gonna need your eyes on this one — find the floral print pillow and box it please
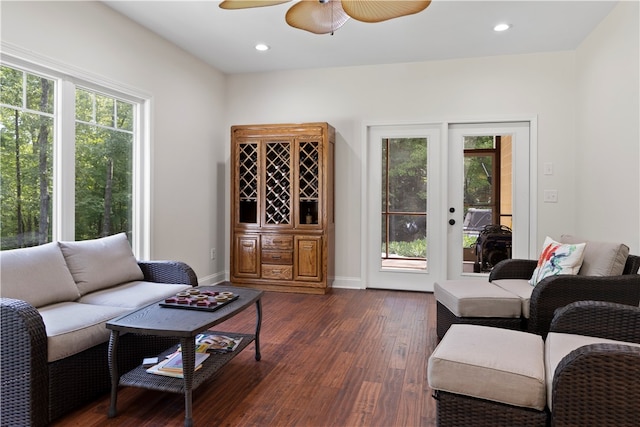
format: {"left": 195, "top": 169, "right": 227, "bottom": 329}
{"left": 529, "top": 236, "right": 587, "bottom": 286}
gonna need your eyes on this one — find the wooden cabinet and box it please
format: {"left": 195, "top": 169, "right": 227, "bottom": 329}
{"left": 230, "top": 123, "right": 335, "bottom": 294}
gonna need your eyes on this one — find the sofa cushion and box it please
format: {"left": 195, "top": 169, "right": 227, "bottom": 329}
{"left": 78, "top": 281, "right": 192, "bottom": 309}
{"left": 529, "top": 236, "right": 586, "bottom": 286}
{"left": 544, "top": 332, "right": 640, "bottom": 410}
{"left": 38, "top": 301, "right": 129, "bottom": 362}
{"left": 428, "top": 324, "right": 546, "bottom": 411}
{"left": 434, "top": 280, "right": 521, "bottom": 318}
{"left": 559, "top": 235, "right": 629, "bottom": 276}
{"left": 0, "top": 242, "right": 80, "bottom": 308}
{"left": 491, "top": 279, "right": 534, "bottom": 318}
{"left": 58, "top": 233, "right": 144, "bottom": 295}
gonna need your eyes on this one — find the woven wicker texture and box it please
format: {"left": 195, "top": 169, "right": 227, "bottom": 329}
{"left": 552, "top": 343, "right": 640, "bottom": 426}
{"left": 434, "top": 391, "right": 548, "bottom": 427}
{"left": 138, "top": 260, "right": 198, "bottom": 285}
{"left": 1, "top": 298, "right": 49, "bottom": 427}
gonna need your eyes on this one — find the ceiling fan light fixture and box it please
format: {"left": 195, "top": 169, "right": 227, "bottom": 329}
{"left": 285, "top": 0, "right": 350, "bottom": 35}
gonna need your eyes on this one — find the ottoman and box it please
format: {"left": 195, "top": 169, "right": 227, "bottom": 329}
{"left": 434, "top": 280, "right": 523, "bottom": 338}
{"left": 427, "top": 324, "right": 548, "bottom": 426}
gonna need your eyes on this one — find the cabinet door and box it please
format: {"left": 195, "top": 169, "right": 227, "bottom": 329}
{"left": 294, "top": 236, "right": 322, "bottom": 281}
{"left": 296, "top": 138, "right": 321, "bottom": 227}
{"left": 234, "top": 234, "right": 260, "bottom": 278}
{"left": 263, "top": 140, "right": 293, "bottom": 227}
{"left": 235, "top": 140, "right": 260, "bottom": 226}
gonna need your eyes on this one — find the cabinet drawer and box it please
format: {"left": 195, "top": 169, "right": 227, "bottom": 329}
{"left": 261, "top": 250, "right": 293, "bottom": 265}
{"left": 262, "top": 235, "right": 293, "bottom": 250}
{"left": 261, "top": 264, "right": 293, "bottom": 280}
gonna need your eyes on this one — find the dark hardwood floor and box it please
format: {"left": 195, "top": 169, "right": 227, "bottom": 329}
{"left": 52, "top": 288, "right": 438, "bottom": 426}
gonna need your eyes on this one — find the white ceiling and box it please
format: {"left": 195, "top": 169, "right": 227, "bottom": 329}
{"left": 103, "top": 1, "right": 618, "bottom": 75}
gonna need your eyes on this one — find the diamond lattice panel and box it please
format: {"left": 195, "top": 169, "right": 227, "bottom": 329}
{"left": 239, "top": 143, "right": 258, "bottom": 200}
{"left": 265, "top": 142, "right": 291, "bottom": 224}
{"left": 299, "top": 141, "right": 319, "bottom": 200}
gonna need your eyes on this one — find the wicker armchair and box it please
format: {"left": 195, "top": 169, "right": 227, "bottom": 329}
{"left": 489, "top": 254, "right": 640, "bottom": 336}
{"left": 0, "top": 260, "right": 198, "bottom": 427}
{"left": 548, "top": 301, "right": 640, "bottom": 426}
{"left": 429, "top": 301, "right": 640, "bottom": 426}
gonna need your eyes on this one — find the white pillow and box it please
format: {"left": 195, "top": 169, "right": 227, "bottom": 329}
{"left": 58, "top": 233, "right": 144, "bottom": 295}
{"left": 0, "top": 242, "right": 80, "bottom": 307}
{"left": 529, "top": 237, "right": 586, "bottom": 286}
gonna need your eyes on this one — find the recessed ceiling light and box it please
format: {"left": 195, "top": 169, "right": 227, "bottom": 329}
{"left": 255, "top": 43, "right": 270, "bottom": 51}
{"left": 494, "top": 23, "right": 511, "bottom": 32}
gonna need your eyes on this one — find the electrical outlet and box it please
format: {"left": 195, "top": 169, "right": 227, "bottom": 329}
{"left": 543, "top": 190, "right": 558, "bottom": 203}
{"left": 210, "top": 248, "right": 216, "bottom": 260}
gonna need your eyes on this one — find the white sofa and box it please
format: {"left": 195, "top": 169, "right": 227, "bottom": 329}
{"left": 0, "top": 233, "right": 198, "bottom": 426}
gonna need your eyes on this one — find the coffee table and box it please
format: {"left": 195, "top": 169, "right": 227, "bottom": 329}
{"left": 105, "top": 285, "right": 263, "bottom": 427}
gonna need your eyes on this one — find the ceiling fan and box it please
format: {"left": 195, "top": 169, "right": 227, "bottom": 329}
{"left": 219, "top": 0, "right": 432, "bottom": 35}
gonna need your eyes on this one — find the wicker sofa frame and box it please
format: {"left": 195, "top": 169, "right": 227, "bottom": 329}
{"left": 1, "top": 260, "right": 198, "bottom": 427}
{"left": 436, "top": 254, "right": 640, "bottom": 339}
{"left": 433, "top": 300, "right": 640, "bottom": 426}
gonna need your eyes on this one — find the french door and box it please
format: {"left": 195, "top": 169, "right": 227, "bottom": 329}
{"left": 365, "top": 121, "right": 533, "bottom": 291}
{"left": 447, "top": 122, "right": 531, "bottom": 280}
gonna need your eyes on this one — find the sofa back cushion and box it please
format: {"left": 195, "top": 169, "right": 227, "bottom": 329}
{"left": 560, "top": 235, "right": 629, "bottom": 276}
{"left": 58, "top": 233, "right": 144, "bottom": 295}
{"left": 0, "top": 242, "right": 80, "bottom": 307}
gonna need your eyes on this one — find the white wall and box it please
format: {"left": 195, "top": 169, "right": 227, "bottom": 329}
{"left": 1, "top": 1, "right": 228, "bottom": 281}
{"left": 3, "top": 1, "right": 637, "bottom": 287}
{"left": 226, "top": 52, "right": 579, "bottom": 286}
{"left": 575, "top": 1, "right": 640, "bottom": 254}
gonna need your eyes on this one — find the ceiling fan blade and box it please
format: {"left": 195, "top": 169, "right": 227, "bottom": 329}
{"left": 341, "top": 0, "right": 431, "bottom": 23}
{"left": 285, "top": 0, "right": 350, "bottom": 35}
{"left": 219, "top": 0, "right": 292, "bottom": 10}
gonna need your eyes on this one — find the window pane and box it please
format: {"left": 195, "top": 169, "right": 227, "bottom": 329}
{"left": 0, "top": 107, "right": 54, "bottom": 249}
{"left": 76, "top": 89, "right": 93, "bottom": 122}
{"left": 116, "top": 101, "right": 134, "bottom": 131}
{"left": 384, "top": 214, "right": 427, "bottom": 258}
{"left": 464, "top": 135, "right": 494, "bottom": 149}
{"left": 1, "top": 66, "right": 23, "bottom": 107}
{"left": 75, "top": 121, "right": 133, "bottom": 240}
{"left": 464, "top": 154, "right": 493, "bottom": 206}
{"left": 26, "top": 74, "right": 54, "bottom": 114}
{"left": 96, "top": 93, "right": 114, "bottom": 127}
{"left": 386, "top": 138, "right": 427, "bottom": 213}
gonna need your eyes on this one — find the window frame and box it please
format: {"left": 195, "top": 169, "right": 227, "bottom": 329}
{"left": 1, "top": 49, "right": 151, "bottom": 258}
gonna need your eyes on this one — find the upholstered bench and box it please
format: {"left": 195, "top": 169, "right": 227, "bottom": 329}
{"left": 434, "top": 280, "right": 522, "bottom": 338}
{"left": 428, "top": 324, "right": 547, "bottom": 426}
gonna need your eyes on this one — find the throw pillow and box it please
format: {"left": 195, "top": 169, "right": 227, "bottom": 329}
{"left": 58, "top": 233, "right": 144, "bottom": 295}
{"left": 559, "top": 235, "right": 629, "bottom": 276}
{"left": 529, "top": 237, "right": 586, "bottom": 286}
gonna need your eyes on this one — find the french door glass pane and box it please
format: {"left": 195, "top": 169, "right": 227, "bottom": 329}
{"left": 381, "top": 137, "right": 427, "bottom": 270}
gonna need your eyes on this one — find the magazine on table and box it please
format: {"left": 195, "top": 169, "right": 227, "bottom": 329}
{"left": 191, "top": 333, "right": 243, "bottom": 354}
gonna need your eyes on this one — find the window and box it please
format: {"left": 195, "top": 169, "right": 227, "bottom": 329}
{"left": 0, "top": 61, "right": 148, "bottom": 253}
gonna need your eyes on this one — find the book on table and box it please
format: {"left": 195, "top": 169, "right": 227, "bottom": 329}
{"left": 146, "top": 351, "right": 210, "bottom": 378}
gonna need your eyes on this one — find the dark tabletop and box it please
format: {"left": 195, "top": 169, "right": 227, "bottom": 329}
{"left": 106, "top": 285, "right": 263, "bottom": 338}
